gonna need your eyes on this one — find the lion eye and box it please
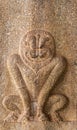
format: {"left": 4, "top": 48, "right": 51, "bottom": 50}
{"left": 29, "top": 36, "right": 36, "bottom": 49}
{"left": 40, "top": 37, "right": 49, "bottom": 48}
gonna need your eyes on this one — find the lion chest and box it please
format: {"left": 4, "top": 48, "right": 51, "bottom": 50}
{"left": 20, "top": 64, "right": 52, "bottom": 99}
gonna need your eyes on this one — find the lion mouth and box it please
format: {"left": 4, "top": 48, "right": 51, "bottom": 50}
{"left": 30, "top": 51, "right": 47, "bottom": 58}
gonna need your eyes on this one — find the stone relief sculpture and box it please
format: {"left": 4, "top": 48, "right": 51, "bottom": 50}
{"left": 2, "top": 30, "right": 68, "bottom": 123}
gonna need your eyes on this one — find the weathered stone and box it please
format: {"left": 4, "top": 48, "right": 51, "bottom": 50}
{"left": 0, "top": 0, "right": 77, "bottom": 130}
{"left": 0, "top": 122, "right": 77, "bottom": 130}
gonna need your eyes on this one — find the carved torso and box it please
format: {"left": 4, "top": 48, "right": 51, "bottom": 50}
{"left": 18, "top": 56, "right": 57, "bottom": 101}
{"left": 17, "top": 30, "right": 56, "bottom": 100}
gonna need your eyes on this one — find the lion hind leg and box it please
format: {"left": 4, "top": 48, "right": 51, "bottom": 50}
{"left": 2, "top": 95, "right": 21, "bottom": 122}
{"left": 46, "top": 94, "right": 68, "bottom": 122}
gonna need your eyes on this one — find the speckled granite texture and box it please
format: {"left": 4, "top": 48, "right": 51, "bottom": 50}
{"left": 0, "top": 0, "right": 77, "bottom": 130}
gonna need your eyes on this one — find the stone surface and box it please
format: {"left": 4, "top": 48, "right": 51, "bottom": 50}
{"left": 0, "top": 122, "right": 77, "bottom": 130}
{"left": 0, "top": 0, "right": 77, "bottom": 130}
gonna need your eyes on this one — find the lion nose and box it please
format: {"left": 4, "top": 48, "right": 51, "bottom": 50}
{"left": 30, "top": 50, "right": 38, "bottom": 58}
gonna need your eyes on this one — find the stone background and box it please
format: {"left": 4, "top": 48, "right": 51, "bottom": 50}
{"left": 0, "top": 0, "right": 77, "bottom": 129}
